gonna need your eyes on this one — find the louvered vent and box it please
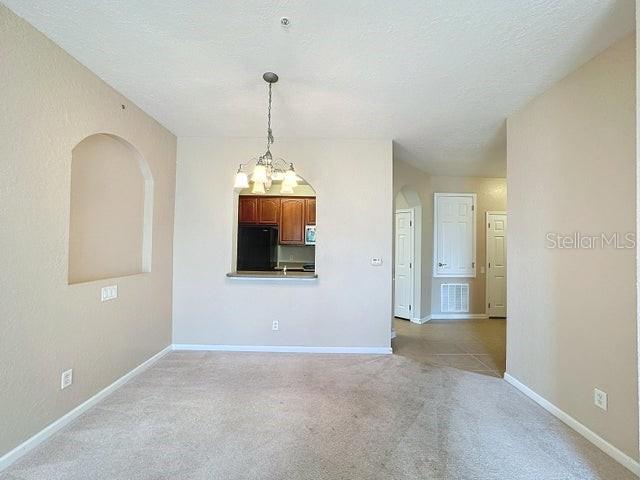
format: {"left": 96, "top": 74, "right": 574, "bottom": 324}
{"left": 441, "top": 284, "right": 469, "bottom": 313}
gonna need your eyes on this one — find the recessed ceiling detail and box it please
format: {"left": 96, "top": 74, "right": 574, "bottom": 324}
{"left": 4, "top": 0, "right": 634, "bottom": 177}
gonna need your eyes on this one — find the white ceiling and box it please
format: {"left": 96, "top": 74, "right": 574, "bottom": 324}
{"left": 5, "top": 0, "right": 635, "bottom": 177}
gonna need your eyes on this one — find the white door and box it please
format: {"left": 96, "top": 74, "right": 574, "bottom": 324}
{"left": 394, "top": 210, "right": 414, "bottom": 319}
{"left": 434, "top": 194, "right": 476, "bottom": 277}
{"left": 486, "top": 212, "right": 507, "bottom": 317}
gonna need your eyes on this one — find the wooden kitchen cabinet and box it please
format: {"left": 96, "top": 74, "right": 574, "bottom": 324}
{"left": 239, "top": 196, "right": 280, "bottom": 224}
{"left": 258, "top": 197, "right": 280, "bottom": 224}
{"left": 238, "top": 196, "right": 258, "bottom": 223}
{"left": 305, "top": 198, "right": 316, "bottom": 225}
{"left": 280, "top": 198, "right": 305, "bottom": 245}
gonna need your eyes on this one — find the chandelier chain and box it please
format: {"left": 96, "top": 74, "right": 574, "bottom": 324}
{"left": 266, "top": 82, "right": 274, "bottom": 150}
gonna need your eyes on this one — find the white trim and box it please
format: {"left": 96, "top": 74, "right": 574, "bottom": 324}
{"left": 173, "top": 344, "right": 392, "bottom": 355}
{"left": 0, "top": 345, "right": 173, "bottom": 473}
{"left": 430, "top": 313, "right": 488, "bottom": 320}
{"left": 504, "top": 373, "right": 639, "bottom": 476}
{"left": 433, "top": 193, "right": 477, "bottom": 278}
{"left": 411, "top": 315, "right": 431, "bottom": 324}
{"left": 390, "top": 330, "right": 397, "bottom": 340}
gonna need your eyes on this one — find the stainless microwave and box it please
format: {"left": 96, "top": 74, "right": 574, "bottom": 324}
{"left": 305, "top": 225, "right": 316, "bottom": 245}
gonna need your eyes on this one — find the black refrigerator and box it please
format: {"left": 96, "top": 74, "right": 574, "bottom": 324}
{"left": 237, "top": 225, "right": 278, "bottom": 271}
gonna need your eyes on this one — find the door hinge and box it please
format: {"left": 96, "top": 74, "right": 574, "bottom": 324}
{"left": 488, "top": 223, "right": 491, "bottom": 228}
{"left": 409, "top": 262, "right": 412, "bottom": 268}
{"left": 409, "top": 305, "right": 412, "bottom": 311}
{"left": 472, "top": 205, "right": 475, "bottom": 211}
{"left": 472, "top": 262, "right": 475, "bottom": 268}
{"left": 410, "top": 220, "right": 412, "bottom": 227}
{"left": 488, "top": 302, "right": 491, "bottom": 308}
{"left": 488, "top": 262, "right": 491, "bottom": 268}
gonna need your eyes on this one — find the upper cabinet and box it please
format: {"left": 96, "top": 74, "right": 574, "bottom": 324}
{"left": 305, "top": 198, "right": 316, "bottom": 225}
{"left": 258, "top": 197, "right": 280, "bottom": 224}
{"left": 238, "top": 196, "right": 258, "bottom": 223}
{"left": 239, "top": 196, "right": 280, "bottom": 225}
{"left": 280, "top": 198, "right": 305, "bottom": 245}
{"left": 238, "top": 195, "right": 315, "bottom": 245}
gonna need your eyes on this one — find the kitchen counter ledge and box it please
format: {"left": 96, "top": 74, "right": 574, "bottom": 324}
{"left": 226, "top": 271, "right": 318, "bottom": 280}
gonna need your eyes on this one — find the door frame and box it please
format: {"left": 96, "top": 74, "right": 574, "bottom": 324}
{"left": 485, "top": 210, "right": 507, "bottom": 317}
{"left": 394, "top": 208, "right": 415, "bottom": 320}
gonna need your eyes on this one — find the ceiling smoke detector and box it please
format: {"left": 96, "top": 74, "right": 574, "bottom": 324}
{"left": 280, "top": 17, "right": 290, "bottom": 27}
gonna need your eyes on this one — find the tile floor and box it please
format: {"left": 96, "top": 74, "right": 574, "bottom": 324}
{"left": 391, "top": 316, "right": 506, "bottom": 376}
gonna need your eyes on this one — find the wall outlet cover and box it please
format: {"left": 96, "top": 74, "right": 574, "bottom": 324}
{"left": 272, "top": 321, "right": 279, "bottom": 331}
{"left": 371, "top": 257, "right": 383, "bottom": 266}
{"left": 594, "top": 388, "right": 608, "bottom": 411}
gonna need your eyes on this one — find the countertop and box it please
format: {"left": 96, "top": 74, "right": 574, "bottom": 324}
{"left": 226, "top": 271, "right": 318, "bottom": 280}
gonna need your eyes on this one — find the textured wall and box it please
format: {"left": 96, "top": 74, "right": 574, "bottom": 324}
{"left": 0, "top": 5, "right": 176, "bottom": 457}
{"left": 173, "top": 138, "right": 392, "bottom": 349}
{"left": 507, "top": 35, "right": 638, "bottom": 460}
{"left": 430, "top": 176, "right": 507, "bottom": 315}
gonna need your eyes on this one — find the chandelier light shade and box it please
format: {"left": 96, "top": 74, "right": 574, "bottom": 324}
{"left": 280, "top": 183, "right": 294, "bottom": 194}
{"left": 233, "top": 72, "right": 299, "bottom": 193}
{"left": 233, "top": 170, "right": 249, "bottom": 189}
{"left": 251, "top": 181, "right": 266, "bottom": 194}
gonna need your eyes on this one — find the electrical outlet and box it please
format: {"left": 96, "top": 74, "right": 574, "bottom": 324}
{"left": 594, "top": 388, "right": 608, "bottom": 411}
{"left": 101, "top": 285, "right": 118, "bottom": 302}
{"left": 371, "top": 257, "right": 382, "bottom": 266}
{"left": 272, "top": 321, "right": 279, "bottom": 331}
{"left": 61, "top": 369, "right": 73, "bottom": 390}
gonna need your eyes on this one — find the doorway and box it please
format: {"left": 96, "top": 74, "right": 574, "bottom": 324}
{"left": 486, "top": 211, "right": 507, "bottom": 317}
{"left": 394, "top": 209, "right": 414, "bottom": 319}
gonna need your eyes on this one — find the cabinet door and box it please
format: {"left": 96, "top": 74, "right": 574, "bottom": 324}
{"left": 238, "top": 196, "right": 258, "bottom": 223}
{"left": 258, "top": 197, "right": 280, "bottom": 224}
{"left": 280, "top": 198, "right": 305, "bottom": 245}
{"left": 305, "top": 198, "right": 316, "bottom": 225}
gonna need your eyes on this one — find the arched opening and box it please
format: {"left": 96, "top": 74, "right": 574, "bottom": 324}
{"left": 394, "top": 187, "right": 423, "bottom": 322}
{"left": 231, "top": 176, "right": 317, "bottom": 275}
{"left": 68, "top": 133, "right": 153, "bottom": 284}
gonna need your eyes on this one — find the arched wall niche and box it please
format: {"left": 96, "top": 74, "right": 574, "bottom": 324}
{"left": 68, "top": 133, "right": 154, "bottom": 284}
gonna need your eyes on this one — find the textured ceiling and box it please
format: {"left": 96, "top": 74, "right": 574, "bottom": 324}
{"left": 4, "top": 0, "right": 635, "bottom": 176}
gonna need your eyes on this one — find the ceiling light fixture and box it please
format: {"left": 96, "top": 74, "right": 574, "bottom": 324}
{"left": 234, "top": 72, "right": 298, "bottom": 193}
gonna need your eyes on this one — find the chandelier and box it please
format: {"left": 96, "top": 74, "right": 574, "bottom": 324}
{"left": 234, "top": 72, "right": 299, "bottom": 194}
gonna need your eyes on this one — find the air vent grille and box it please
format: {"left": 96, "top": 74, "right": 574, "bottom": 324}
{"left": 441, "top": 284, "right": 469, "bottom": 313}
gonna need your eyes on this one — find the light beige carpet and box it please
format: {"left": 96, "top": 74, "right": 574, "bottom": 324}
{"left": 0, "top": 351, "right": 634, "bottom": 480}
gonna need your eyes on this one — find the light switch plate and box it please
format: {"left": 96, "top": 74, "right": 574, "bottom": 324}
{"left": 371, "top": 257, "right": 382, "bottom": 266}
{"left": 61, "top": 369, "right": 73, "bottom": 390}
{"left": 101, "top": 285, "right": 118, "bottom": 302}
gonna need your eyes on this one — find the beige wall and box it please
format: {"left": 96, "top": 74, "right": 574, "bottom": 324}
{"left": 507, "top": 35, "right": 638, "bottom": 460}
{"left": 430, "top": 176, "right": 507, "bottom": 315}
{"left": 0, "top": 5, "right": 177, "bottom": 458}
{"left": 393, "top": 159, "right": 433, "bottom": 320}
{"left": 173, "top": 138, "right": 393, "bottom": 348}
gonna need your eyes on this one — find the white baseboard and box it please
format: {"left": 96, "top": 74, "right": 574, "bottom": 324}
{"left": 0, "top": 345, "right": 173, "bottom": 473}
{"left": 430, "top": 313, "right": 488, "bottom": 320}
{"left": 173, "top": 344, "right": 392, "bottom": 355}
{"left": 411, "top": 315, "right": 431, "bottom": 324}
{"left": 504, "top": 373, "right": 639, "bottom": 475}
